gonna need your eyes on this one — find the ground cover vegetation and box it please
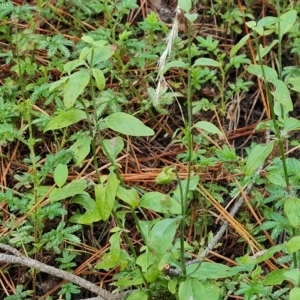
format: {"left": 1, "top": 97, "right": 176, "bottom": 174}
{"left": 1, "top": 0, "right": 300, "bottom": 299}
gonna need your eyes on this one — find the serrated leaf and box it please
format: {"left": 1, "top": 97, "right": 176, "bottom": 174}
{"left": 44, "top": 109, "right": 86, "bottom": 132}
{"left": 194, "top": 121, "right": 224, "bottom": 136}
{"left": 63, "top": 70, "right": 90, "bottom": 108}
{"left": 105, "top": 112, "right": 154, "bottom": 136}
{"left": 193, "top": 58, "right": 221, "bottom": 67}
{"left": 54, "top": 163, "right": 68, "bottom": 188}
{"left": 50, "top": 179, "right": 88, "bottom": 202}
{"left": 245, "top": 141, "right": 274, "bottom": 175}
{"left": 91, "top": 68, "right": 106, "bottom": 90}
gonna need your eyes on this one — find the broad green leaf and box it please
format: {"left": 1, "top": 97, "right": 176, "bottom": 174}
{"left": 266, "top": 171, "right": 286, "bottom": 187}
{"left": 63, "top": 59, "right": 86, "bottom": 75}
{"left": 54, "top": 163, "right": 68, "bottom": 188}
{"left": 286, "top": 77, "right": 300, "bottom": 92}
{"left": 187, "top": 262, "right": 240, "bottom": 279}
{"left": 168, "top": 278, "right": 177, "bottom": 294}
{"left": 286, "top": 236, "right": 300, "bottom": 254}
{"left": 245, "top": 141, "right": 274, "bottom": 175}
{"left": 140, "top": 192, "right": 181, "bottom": 214}
{"left": 105, "top": 112, "right": 154, "bottom": 136}
{"left": 193, "top": 58, "right": 221, "bottom": 68}
{"left": 79, "top": 46, "right": 92, "bottom": 61}
{"left": 136, "top": 249, "right": 154, "bottom": 272}
{"left": 160, "top": 61, "right": 187, "bottom": 76}
{"left": 230, "top": 34, "right": 250, "bottom": 58}
{"left": 49, "top": 76, "right": 68, "bottom": 92}
{"left": 91, "top": 68, "right": 106, "bottom": 90}
{"left": 50, "top": 179, "right": 88, "bottom": 202}
{"left": 279, "top": 10, "right": 297, "bottom": 40}
{"left": 143, "top": 264, "right": 160, "bottom": 283}
{"left": 256, "top": 40, "right": 278, "bottom": 61}
{"left": 114, "top": 269, "right": 145, "bottom": 286}
{"left": 81, "top": 35, "right": 94, "bottom": 44}
{"left": 202, "top": 282, "right": 220, "bottom": 300}
{"left": 155, "top": 166, "right": 175, "bottom": 184}
{"left": 194, "top": 121, "right": 224, "bottom": 136}
{"left": 257, "top": 16, "right": 279, "bottom": 27}
{"left": 70, "top": 136, "right": 91, "bottom": 166}
{"left": 148, "top": 218, "right": 177, "bottom": 260}
{"left": 284, "top": 269, "right": 300, "bottom": 286}
{"left": 246, "top": 21, "right": 256, "bottom": 29}
{"left": 290, "top": 287, "right": 300, "bottom": 300}
{"left": 270, "top": 79, "right": 293, "bottom": 111}
{"left": 283, "top": 117, "right": 300, "bottom": 132}
{"left": 184, "top": 13, "right": 198, "bottom": 23}
{"left": 240, "top": 244, "right": 284, "bottom": 265}
{"left": 96, "top": 232, "right": 121, "bottom": 270}
{"left": 262, "top": 269, "right": 287, "bottom": 285}
{"left": 178, "top": 0, "right": 191, "bottom": 13}
{"left": 247, "top": 64, "right": 278, "bottom": 82}
{"left": 103, "top": 136, "right": 124, "bottom": 161}
{"left": 63, "top": 70, "right": 90, "bottom": 108}
{"left": 179, "top": 278, "right": 204, "bottom": 300}
{"left": 284, "top": 197, "right": 300, "bottom": 227}
{"left": 69, "top": 194, "right": 102, "bottom": 224}
{"left": 89, "top": 46, "right": 115, "bottom": 66}
{"left": 126, "top": 290, "right": 148, "bottom": 300}
{"left": 44, "top": 109, "right": 86, "bottom": 132}
{"left": 95, "top": 172, "right": 119, "bottom": 220}
{"left": 116, "top": 186, "right": 140, "bottom": 207}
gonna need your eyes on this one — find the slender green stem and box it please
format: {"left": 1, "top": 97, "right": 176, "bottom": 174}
{"left": 85, "top": 47, "right": 152, "bottom": 296}
{"left": 253, "top": 33, "right": 289, "bottom": 189}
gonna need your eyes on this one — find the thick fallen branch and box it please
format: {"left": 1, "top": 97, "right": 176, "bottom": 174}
{"left": 0, "top": 243, "right": 119, "bottom": 300}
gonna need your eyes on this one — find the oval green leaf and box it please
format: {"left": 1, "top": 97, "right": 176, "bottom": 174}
{"left": 193, "top": 58, "right": 221, "bottom": 68}
{"left": 105, "top": 112, "right": 154, "bottom": 136}
{"left": 284, "top": 197, "right": 300, "bottom": 227}
{"left": 245, "top": 141, "right": 274, "bottom": 175}
{"left": 44, "top": 109, "right": 86, "bottom": 132}
{"left": 194, "top": 121, "right": 224, "bottom": 136}
{"left": 63, "top": 70, "right": 90, "bottom": 108}
{"left": 54, "top": 163, "right": 68, "bottom": 188}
